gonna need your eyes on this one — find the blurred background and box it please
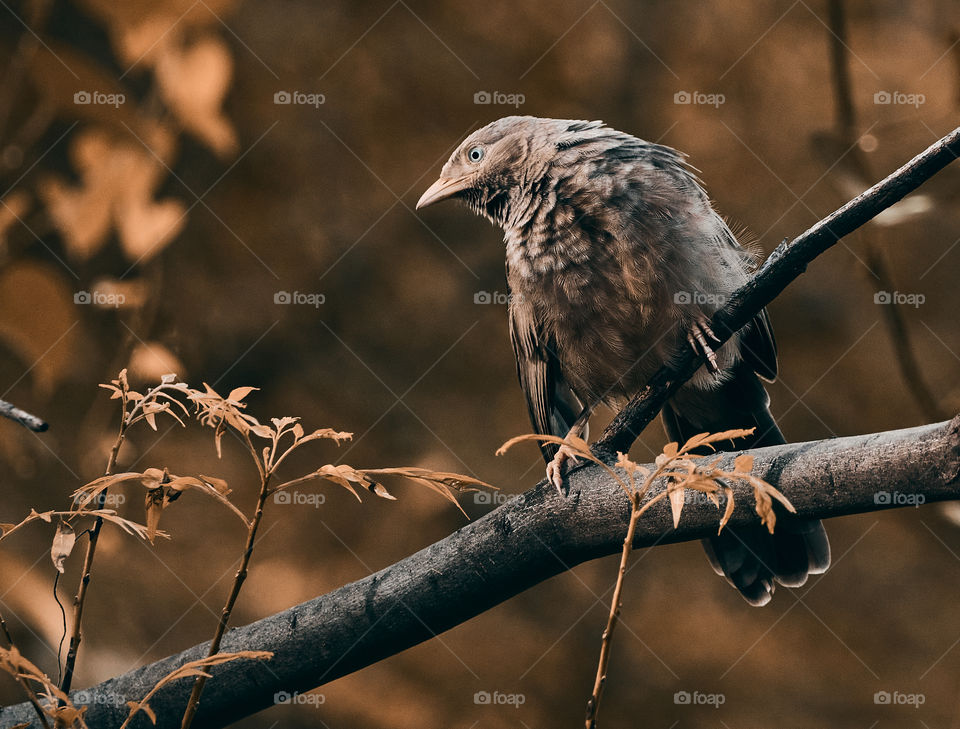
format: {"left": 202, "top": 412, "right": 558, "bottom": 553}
{"left": 0, "top": 0, "right": 959, "bottom": 726}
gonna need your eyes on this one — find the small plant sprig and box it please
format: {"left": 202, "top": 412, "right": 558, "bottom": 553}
{"left": 0, "top": 372, "right": 493, "bottom": 727}
{"left": 178, "top": 383, "right": 490, "bottom": 729}
{"left": 120, "top": 651, "right": 272, "bottom": 729}
{"left": 0, "top": 641, "right": 271, "bottom": 729}
{"left": 0, "top": 371, "right": 194, "bottom": 700}
{"left": 0, "top": 613, "right": 54, "bottom": 729}
{"left": 60, "top": 370, "right": 194, "bottom": 695}
{"left": 497, "top": 428, "right": 794, "bottom": 729}
{"left": 0, "top": 642, "right": 88, "bottom": 729}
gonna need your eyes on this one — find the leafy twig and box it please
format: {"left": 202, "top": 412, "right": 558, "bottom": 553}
{"left": 179, "top": 385, "right": 489, "bottom": 728}
{"left": 61, "top": 371, "right": 190, "bottom": 694}
{"left": 0, "top": 643, "right": 86, "bottom": 729}
{"left": 121, "top": 652, "right": 271, "bottom": 729}
{"left": 500, "top": 429, "right": 795, "bottom": 729}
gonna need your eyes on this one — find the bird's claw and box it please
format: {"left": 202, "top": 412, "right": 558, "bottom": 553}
{"left": 546, "top": 444, "right": 580, "bottom": 494}
{"left": 687, "top": 317, "right": 721, "bottom": 375}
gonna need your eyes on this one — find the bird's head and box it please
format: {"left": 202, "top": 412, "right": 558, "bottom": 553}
{"left": 417, "top": 116, "right": 608, "bottom": 228}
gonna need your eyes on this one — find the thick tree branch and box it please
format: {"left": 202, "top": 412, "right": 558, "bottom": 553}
{"left": 1, "top": 417, "right": 958, "bottom": 728}
{"left": 594, "top": 125, "right": 960, "bottom": 458}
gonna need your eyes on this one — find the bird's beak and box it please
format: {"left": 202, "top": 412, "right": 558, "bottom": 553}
{"left": 416, "top": 175, "right": 471, "bottom": 210}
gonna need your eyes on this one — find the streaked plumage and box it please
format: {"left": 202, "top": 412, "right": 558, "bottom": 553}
{"left": 418, "top": 116, "right": 830, "bottom": 606}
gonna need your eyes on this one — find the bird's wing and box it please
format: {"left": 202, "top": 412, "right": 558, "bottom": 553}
{"left": 508, "top": 293, "right": 583, "bottom": 463}
{"left": 711, "top": 220, "right": 779, "bottom": 381}
{"left": 637, "top": 141, "right": 779, "bottom": 381}
{"left": 742, "top": 305, "right": 778, "bottom": 381}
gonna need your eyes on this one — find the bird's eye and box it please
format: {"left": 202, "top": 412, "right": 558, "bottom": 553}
{"left": 467, "top": 146, "right": 484, "bottom": 163}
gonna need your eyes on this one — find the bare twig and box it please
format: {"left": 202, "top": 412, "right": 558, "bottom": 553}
{"left": 825, "top": 0, "right": 944, "bottom": 422}
{"left": 179, "top": 434, "right": 272, "bottom": 729}
{"left": 595, "top": 125, "right": 960, "bottom": 458}
{"left": 59, "top": 412, "right": 125, "bottom": 694}
{"left": 584, "top": 489, "right": 643, "bottom": 729}
{"left": 0, "top": 398, "right": 47, "bottom": 432}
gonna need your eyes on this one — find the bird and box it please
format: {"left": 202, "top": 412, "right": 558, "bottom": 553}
{"left": 416, "top": 116, "right": 830, "bottom": 606}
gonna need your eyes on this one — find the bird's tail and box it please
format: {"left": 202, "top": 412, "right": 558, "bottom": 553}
{"left": 662, "top": 363, "right": 830, "bottom": 606}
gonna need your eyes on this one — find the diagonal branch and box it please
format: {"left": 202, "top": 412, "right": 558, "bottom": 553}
{"left": 0, "top": 417, "right": 958, "bottom": 729}
{"left": 594, "top": 125, "right": 960, "bottom": 458}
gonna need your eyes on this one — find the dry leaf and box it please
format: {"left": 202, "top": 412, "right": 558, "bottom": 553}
{"left": 39, "top": 126, "right": 184, "bottom": 263}
{"left": 154, "top": 36, "right": 237, "bottom": 157}
{"left": 0, "top": 262, "right": 78, "bottom": 396}
{"left": 74, "top": 0, "right": 238, "bottom": 67}
{"left": 668, "top": 485, "right": 685, "bottom": 528}
{"left": 719, "top": 488, "right": 736, "bottom": 533}
{"left": 51, "top": 520, "right": 76, "bottom": 573}
{"left": 144, "top": 488, "right": 165, "bottom": 543}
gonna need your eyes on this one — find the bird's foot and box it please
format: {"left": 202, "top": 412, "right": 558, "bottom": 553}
{"left": 687, "top": 317, "right": 721, "bottom": 374}
{"left": 546, "top": 444, "right": 580, "bottom": 494}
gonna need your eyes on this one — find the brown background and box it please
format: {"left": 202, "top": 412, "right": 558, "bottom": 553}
{"left": 1, "top": 0, "right": 959, "bottom": 726}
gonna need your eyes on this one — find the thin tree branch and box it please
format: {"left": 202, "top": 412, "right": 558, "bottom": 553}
{"left": 0, "top": 398, "right": 47, "bottom": 432}
{"left": 0, "top": 417, "right": 957, "bottom": 729}
{"left": 825, "top": 0, "right": 945, "bottom": 422}
{"left": 594, "top": 125, "right": 960, "bottom": 459}
{"left": 60, "top": 398, "right": 128, "bottom": 694}
{"left": 179, "top": 463, "right": 272, "bottom": 729}
{"left": 585, "top": 489, "right": 641, "bottom": 729}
